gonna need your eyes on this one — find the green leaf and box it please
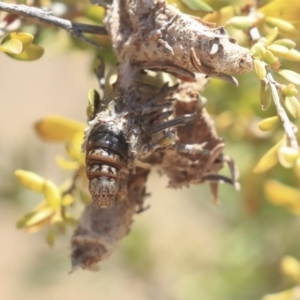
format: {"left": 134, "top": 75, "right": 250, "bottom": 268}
{"left": 18, "top": 207, "right": 54, "bottom": 228}
{"left": 61, "top": 194, "right": 74, "bottom": 207}
{"left": 7, "top": 43, "right": 44, "bottom": 61}
{"left": 265, "top": 17, "right": 298, "bottom": 35}
{"left": 65, "top": 130, "right": 85, "bottom": 161}
{"left": 284, "top": 96, "right": 300, "bottom": 119}
{"left": 16, "top": 211, "right": 38, "bottom": 229}
{"left": 282, "top": 84, "right": 298, "bottom": 97}
{"left": 84, "top": 4, "right": 105, "bottom": 24}
{"left": 258, "top": 116, "right": 279, "bottom": 131}
{"left": 264, "top": 179, "right": 300, "bottom": 214}
{"left": 259, "top": 0, "right": 300, "bottom": 24}
{"left": 253, "top": 140, "right": 282, "bottom": 173}
{"left": 2, "top": 32, "right": 33, "bottom": 49}
{"left": 273, "top": 39, "right": 296, "bottom": 49}
{"left": 253, "top": 59, "right": 267, "bottom": 80}
{"left": 35, "top": 115, "right": 85, "bottom": 142}
{"left": 43, "top": 181, "right": 61, "bottom": 209}
{"left": 14, "top": 170, "right": 45, "bottom": 193}
{"left": 64, "top": 213, "right": 77, "bottom": 227}
{"left": 260, "top": 81, "right": 272, "bottom": 110}
{"left": 87, "top": 89, "right": 100, "bottom": 121}
{"left": 278, "top": 69, "right": 300, "bottom": 85}
{"left": 268, "top": 44, "right": 289, "bottom": 57}
{"left": 46, "top": 227, "right": 56, "bottom": 247}
{"left": 228, "top": 16, "right": 258, "bottom": 30}
{"left": 56, "top": 155, "right": 79, "bottom": 170}
{"left": 262, "top": 50, "right": 279, "bottom": 66}
{"left": 52, "top": 213, "right": 66, "bottom": 234}
{"left": 266, "top": 27, "right": 279, "bottom": 44}
{"left": 277, "top": 146, "right": 299, "bottom": 168}
{"left": 181, "top": 0, "right": 213, "bottom": 12}
{"left": 0, "top": 39, "right": 22, "bottom": 54}
{"left": 268, "top": 45, "right": 300, "bottom": 61}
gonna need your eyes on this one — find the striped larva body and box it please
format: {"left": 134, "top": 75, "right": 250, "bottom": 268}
{"left": 85, "top": 122, "right": 129, "bottom": 208}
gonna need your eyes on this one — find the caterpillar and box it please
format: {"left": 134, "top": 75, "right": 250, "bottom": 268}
{"left": 85, "top": 122, "right": 129, "bottom": 208}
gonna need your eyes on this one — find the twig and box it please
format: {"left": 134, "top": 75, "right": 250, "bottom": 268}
{"left": 247, "top": 9, "right": 299, "bottom": 151}
{"left": 0, "top": 2, "right": 107, "bottom": 47}
{"left": 267, "top": 72, "right": 299, "bottom": 150}
{"left": 61, "top": 170, "right": 81, "bottom": 197}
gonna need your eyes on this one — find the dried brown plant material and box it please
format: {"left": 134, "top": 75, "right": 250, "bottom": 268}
{"left": 71, "top": 167, "right": 150, "bottom": 271}
{"left": 161, "top": 90, "right": 224, "bottom": 186}
{"left": 159, "top": 76, "right": 239, "bottom": 202}
{"left": 105, "top": 0, "right": 253, "bottom": 82}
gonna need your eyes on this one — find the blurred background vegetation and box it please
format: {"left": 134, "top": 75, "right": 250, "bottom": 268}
{"left": 1, "top": 0, "right": 300, "bottom": 299}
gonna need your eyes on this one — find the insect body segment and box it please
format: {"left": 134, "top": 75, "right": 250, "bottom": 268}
{"left": 85, "top": 122, "right": 129, "bottom": 208}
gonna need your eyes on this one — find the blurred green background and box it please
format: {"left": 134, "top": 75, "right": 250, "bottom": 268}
{"left": 1, "top": 1, "right": 300, "bottom": 300}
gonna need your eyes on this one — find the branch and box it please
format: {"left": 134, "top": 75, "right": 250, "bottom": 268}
{"left": 0, "top": 2, "right": 107, "bottom": 47}
{"left": 106, "top": 0, "right": 253, "bottom": 85}
{"left": 247, "top": 9, "right": 299, "bottom": 151}
{"left": 267, "top": 73, "right": 299, "bottom": 150}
